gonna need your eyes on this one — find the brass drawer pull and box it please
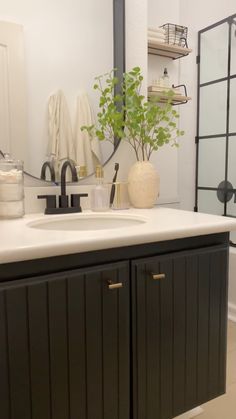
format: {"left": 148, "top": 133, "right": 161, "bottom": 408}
{"left": 108, "top": 281, "right": 123, "bottom": 290}
{"left": 151, "top": 273, "right": 166, "bottom": 280}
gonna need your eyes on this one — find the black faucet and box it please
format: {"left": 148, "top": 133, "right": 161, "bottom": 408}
{"left": 40, "top": 161, "right": 56, "bottom": 183}
{"left": 59, "top": 160, "right": 78, "bottom": 208}
{"left": 38, "top": 159, "right": 88, "bottom": 214}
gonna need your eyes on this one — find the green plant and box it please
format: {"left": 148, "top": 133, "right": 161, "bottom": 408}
{"left": 82, "top": 67, "right": 184, "bottom": 161}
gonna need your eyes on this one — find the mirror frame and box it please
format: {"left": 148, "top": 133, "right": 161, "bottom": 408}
{"left": 2, "top": 0, "right": 125, "bottom": 184}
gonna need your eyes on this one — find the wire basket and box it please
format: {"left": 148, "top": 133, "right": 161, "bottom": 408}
{"left": 161, "top": 23, "right": 188, "bottom": 48}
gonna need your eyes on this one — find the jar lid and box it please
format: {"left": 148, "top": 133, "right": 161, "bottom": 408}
{"left": 77, "top": 165, "right": 87, "bottom": 178}
{"left": 0, "top": 154, "right": 23, "bottom": 173}
{"left": 0, "top": 153, "right": 23, "bottom": 165}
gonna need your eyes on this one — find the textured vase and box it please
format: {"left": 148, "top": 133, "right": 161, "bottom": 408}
{"left": 128, "top": 161, "right": 160, "bottom": 208}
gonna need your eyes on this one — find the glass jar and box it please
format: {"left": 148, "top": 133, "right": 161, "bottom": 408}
{"left": 0, "top": 157, "right": 24, "bottom": 218}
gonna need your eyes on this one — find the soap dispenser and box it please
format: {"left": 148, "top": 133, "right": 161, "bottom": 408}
{"left": 160, "top": 68, "right": 170, "bottom": 88}
{"left": 91, "top": 165, "right": 110, "bottom": 212}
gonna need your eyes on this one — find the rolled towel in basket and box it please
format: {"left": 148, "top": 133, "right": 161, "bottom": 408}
{"left": 148, "top": 26, "right": 165, "bottom": 34}
{"left": 148, "top": 37, "right": 165, "bottom": 44}
{"left": 148, "top": 30, "right": 165, "bottom": 39}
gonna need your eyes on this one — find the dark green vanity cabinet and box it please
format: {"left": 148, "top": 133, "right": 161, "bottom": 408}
{"left": 0, "top": 262, "right": 130, "bottom": 419}
{"left": 132, "top": 245, "right": 228, "bottom": 419}
{"left": 0, "top": 233, "right": 229, "bottom": 419}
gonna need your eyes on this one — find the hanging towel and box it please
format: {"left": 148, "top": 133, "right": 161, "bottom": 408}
{"left": 47, "top": 90, "right": 75, "bottom": 175}
{"left": 74, "top": 91, "right": 102, "bottom": 174}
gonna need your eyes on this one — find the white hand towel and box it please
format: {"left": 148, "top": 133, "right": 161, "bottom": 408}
{"left": 75, "top": 91, "right": 102, "bottom": 174}
{"left": 47, "top": 90, "right": 75, "bottom": 177}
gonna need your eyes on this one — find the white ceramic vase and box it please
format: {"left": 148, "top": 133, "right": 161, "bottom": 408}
{"left": 128, "top": 161, "right": 160, "bottom": 208}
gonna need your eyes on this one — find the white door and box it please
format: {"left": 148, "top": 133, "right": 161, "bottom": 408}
{"left": 0, "top": 21, "right": 28, "bottom": 165}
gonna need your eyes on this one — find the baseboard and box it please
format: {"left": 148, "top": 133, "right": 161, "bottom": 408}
{"left": 228, "top": 302, "right": 236, "bottom": 323}
{"left": 174, "top": 406, "right": 204, "bottom": 419}
{"left": 188, "top": 407, "right": 204, "bottom": 418}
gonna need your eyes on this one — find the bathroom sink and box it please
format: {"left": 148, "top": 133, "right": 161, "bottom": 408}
{"left": 27, "top": 213, "right": 147, "bottom": 231}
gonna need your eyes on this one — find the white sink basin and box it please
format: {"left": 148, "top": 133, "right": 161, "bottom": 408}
{"left": 28, "top": 213, "right": 147, "bottom": 231}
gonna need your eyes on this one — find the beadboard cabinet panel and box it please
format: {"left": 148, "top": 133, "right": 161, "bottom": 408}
{"left": 132, "top": 244, "right": 228, "bottom": 419}
{"left": 0, "top": 261, "right": 130, "bottom": 419}
{"left": 0, "top": 235, "right": 229, "bottom": 419}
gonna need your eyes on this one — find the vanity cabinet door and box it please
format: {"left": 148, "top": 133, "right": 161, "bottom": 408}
{"left": 132, "top": 245, "right": 228, "bottom": 419}
{"left": 0, "top": 261, "right": 130, "bottom": 419}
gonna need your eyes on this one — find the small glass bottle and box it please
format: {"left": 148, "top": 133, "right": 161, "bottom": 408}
{"left": 91, "top": 166, "right": 110, "bottom": 212}
{"left": 0, "top": 155, "right": 24, "bottom": 218}
{"left": 160, "top": 68, "right": 170, "bottom": 88}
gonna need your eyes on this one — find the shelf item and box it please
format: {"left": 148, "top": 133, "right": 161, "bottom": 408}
{"left": 161, "top": 23, "right": 188, "bottom": 48}
{"left": 148, "top": 91, "right": 191, "bottom": 105}
{"left": 148, "top": 38, "right": 192, "bottom": 59}
{"left": 148, "top": 84, "right": 191, "bottom": 106}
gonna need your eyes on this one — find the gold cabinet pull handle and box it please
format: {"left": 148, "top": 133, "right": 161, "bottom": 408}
{"left": 108, "top": 281, "right": 123, "bottom": 290}
{"left": 151, "top": 273, "right": 166, "bottom": 280}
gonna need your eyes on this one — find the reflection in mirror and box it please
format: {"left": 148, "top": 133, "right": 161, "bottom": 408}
{"left": 0, "top": 0, "right": 122, "bottom": 181}
{"left": 200, "top": 23, "right": 228, "bottom": 84}
{"left": 199, "top": 81, "right": 227, "bottom": 136}
{"left": 198, "top": 137, "right": 226, "bottom": 188}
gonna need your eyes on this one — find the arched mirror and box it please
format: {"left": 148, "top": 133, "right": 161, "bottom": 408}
{"left": 0, "top": 0, "right": 125, "bottom": 182}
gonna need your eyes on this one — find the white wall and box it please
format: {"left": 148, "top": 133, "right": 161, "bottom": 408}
{"left": 146, "top": 0, "right": 236, "bottom": 209}
{"left": 0, "top": 0, "right": 113, "bottom": 177}
{"left": 178, "top": 0, "right": 236, "bottom": 210}
{"left": 96, "top": 0, "right": 148, "bottom": 186}
{"left": 147, "top": 0, "right": 181, "bottom": 204}
{"left": 5, "top": 0, "right": 235, "bottom": 209}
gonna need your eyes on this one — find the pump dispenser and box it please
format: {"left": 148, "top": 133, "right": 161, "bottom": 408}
{"left": 90, "top": 165, "right": 110, "bottom": 212}
{"left": 160, "top": 68, "right": 170, "bottom": 88}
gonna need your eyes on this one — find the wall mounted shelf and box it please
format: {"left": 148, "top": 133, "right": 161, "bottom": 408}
{"left": 148, "top": 91, "right": 191, "bottom": 105}
{"left": 148, "top": 39, "right": 192, "bottom": 60}
{"left": 148, "top": 85, "right": 191, "bottom": 106}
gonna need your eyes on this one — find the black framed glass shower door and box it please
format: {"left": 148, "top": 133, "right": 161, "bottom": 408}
{"left": 195, "top": 13, "right": 236, "bottom": 221}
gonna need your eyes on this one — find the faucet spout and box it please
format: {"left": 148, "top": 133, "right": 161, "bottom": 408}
{"left": 60, "top": 160, "right": 78, "bottom": 197}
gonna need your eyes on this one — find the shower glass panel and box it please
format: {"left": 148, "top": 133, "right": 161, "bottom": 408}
{"left": 228, "top": 136, "right": 236, "bottom": 186}
{"left": 200, "top": 23, "right": 228, "bottom": 84}
{"left": 198, "top": 137, "right": 226, "bottom": 188}
{"left": 198, "top": 190, "right": 225, "bottom": 215}
{"left": 231, "top": 20, "right": 236, "bottom": 75}
{"left": 199, "top": 82, "right": 227, "bottom": 136}
{"left": 196, "top": 14, "right": 236, "bottom": 240}
{"left": 226, "top": 198, "right": 236, "bottom": 217}
{"left": 229, "top": 78, "right": 236, "bottom": 132}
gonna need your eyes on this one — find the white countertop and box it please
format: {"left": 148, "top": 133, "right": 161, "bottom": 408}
{"left": 1, "top": 207, "right": 236, "bottom": 264}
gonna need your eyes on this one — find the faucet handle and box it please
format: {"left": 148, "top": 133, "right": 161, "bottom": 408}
{"left": 71, "top": 193, "right": 88, "bottom": 211}
{"left": 37, "top": 195, "right": 57, "bottom": 214}
{"left": 59, "top": 195, "right": 69, "bottom": 208}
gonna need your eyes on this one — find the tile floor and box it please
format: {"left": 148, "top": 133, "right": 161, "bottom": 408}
{"left": 198, "top": 320, "right": 236, "bottom": 419}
